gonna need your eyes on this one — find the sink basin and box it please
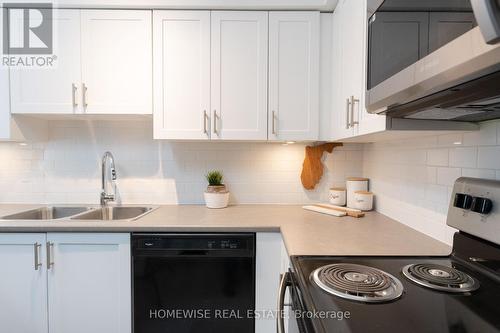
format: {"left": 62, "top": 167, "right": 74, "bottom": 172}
{"left": 71, "top": 206, "right": 155, "bottom": 221}
{"left": 1, "top": 207, "right": 93, "bottom": 220}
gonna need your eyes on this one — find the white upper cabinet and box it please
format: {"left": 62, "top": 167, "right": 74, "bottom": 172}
{"left": 1, "top": 8, "right": 11, "bottom": 139}
{"left": 153, "top": 11, "right": 211, "bottom": 140}
{"left": 331, "top": 0, "right": 385, "bottom": 140}
{"left": 268, "top": 12, "right": 319, "bottom": 141}
{"left": 0, "top": 234, "right": 48, "bottom": 333}
{"left": 47, "top": 233, "right": 131, "bottom": 333}
{"left": 331, "top": 3, "right": 354, "bottom": 140}
{"left": 81, "top": 10, "right": 152, "bottom": 115}
{"left": 211, "top": 11, "right": 268, "bottom": 140}
{"left": 9, "top": 9, "right": 152, "bottom": 115}
{"left": 10, "top": 10, "right": 82, "bottom": 114}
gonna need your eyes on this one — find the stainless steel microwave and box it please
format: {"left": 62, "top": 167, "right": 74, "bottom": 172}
{"left": 366, "top": 0, "right": 500, "bottom": 122}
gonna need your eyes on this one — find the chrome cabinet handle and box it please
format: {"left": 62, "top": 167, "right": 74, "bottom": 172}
{"left": 72, "top": 83, "right": 78, "bottom": 107}
{"left": 345, "top": 98, "right": 351, "bottom": 129}
{"left": 46, "top": 242, "right": 54, "bottom": 269}
{"left": 203, "top": 110, "right": 209, "bottom": 135}
{"left": 34, "top": 243, "right": 42, "bottom": 271}
{"left": 82, "top": 83, "right": 88, "bottom": 108}
{"left": 350, "top": 95, "right": 359, "bottom": 127}
{"left": 277, "top": 272, "right": 291, "bottom": 333}
{"left": 272, "top": 111, "right": 277, "bottom": 135}
{"left": 213, "top": 110, "right": 219, "bottom": 136}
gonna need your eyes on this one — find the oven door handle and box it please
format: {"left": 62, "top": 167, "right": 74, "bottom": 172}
{"left": 277, "top": 272, "right": 292, "bottom": 333}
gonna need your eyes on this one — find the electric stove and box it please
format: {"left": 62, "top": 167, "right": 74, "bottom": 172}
{"left": 282, "top": 177, "right": 500, "bottom": 333}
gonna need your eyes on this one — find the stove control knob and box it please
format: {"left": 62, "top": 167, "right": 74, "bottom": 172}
{"left": 470, "top": 197, "right": 493, "bottom": 215}
{"left": 454, "top": 193, "right": 473, "bottom": 209}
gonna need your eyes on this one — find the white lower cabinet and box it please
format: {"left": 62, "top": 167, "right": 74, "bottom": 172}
{"left": 47, "top": 233, "right": 131, "bottom": 333}
{"left": 256, "top": 232, "right": 297, "bottom": 333}
{"left": 0, "top": 233, "right": 131, "bottom": 333}
{"left": 0, "top": 234, "right": 48, "bottom": 333}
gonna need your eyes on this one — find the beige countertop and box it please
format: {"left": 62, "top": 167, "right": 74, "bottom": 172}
{"left": 0, "top": 204, "right": 451, "bottom": 256}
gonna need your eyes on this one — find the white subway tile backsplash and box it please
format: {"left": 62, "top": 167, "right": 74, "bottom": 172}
{"left": 3, "top": 118, "right": 500, "bottom": 245}
{"left": 424, "top": 184, "right": 449, "bottom": 205}
{"left": 461, "top": 168, "right": 496, "bottom": 180}
{"left": 449, "top": 147, "right": 477, "bottom": 168}
{"left": 427, "top": 149, "right": 449, "bottom": 166}
{"left": 437, "top": 133, "right": 463, "bottom": 147}
{"left": 436, "top": 167, "right": 461, "bottom": 186}
{"left": 498, "top": 123, "right": 500, "bottom": 145}
{"left": 363, "top": 120, "right": 500, "bottom": 244}
{"left": 346, "top": 150, "right": 363, "bottom": 161}
{"left": 0, "top": 120, "right": 360, "bottom": 205}
{"left": 477, "top": 146, "right": 500, "bottom": 169}
{"left": 426, "top": 167, "right": 437, "bottom": 184}
{"left": 463, "top": 122, "right": 497, "bottom": 146}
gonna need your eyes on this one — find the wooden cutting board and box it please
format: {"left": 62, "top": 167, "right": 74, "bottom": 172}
{"left": 302, "top": 205, "right": 347, "bottom": 217}
{"left": 301, "top": 143, "right": 343, "bottom": 190}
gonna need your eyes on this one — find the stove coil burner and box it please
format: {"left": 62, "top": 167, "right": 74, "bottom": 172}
{"left": 402, "top": 263, "right": 479, "bottom": 293}
{"left": 311, "top": 263, "right": 404, "bottom": 303}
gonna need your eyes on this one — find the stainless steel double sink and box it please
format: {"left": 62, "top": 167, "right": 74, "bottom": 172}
{"left": 0, "top": 206, "right": 156, "bottom": 221}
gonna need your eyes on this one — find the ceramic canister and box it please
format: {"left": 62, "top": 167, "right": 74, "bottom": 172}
{"left": 353, "top": 190, "right": 374, "bottom": 211}
{"left": 329, "top": 187, "right": 346, "bottom": 206}
{"left": 346, "top": 177, "right": 369, "bottom": 208}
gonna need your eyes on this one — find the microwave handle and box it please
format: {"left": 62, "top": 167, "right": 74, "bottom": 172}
{"left": 277, "top": 272, "right": 292, "bottom": 333}
{"left": 471, "top": 0, "right": 500, "bottom": 44}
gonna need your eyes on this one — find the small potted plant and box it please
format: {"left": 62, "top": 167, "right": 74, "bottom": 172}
{"left": 204, "top": 170, "right": 230, "bottom": 209}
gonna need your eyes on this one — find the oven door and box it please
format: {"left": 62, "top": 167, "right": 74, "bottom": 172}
{"left": 277, "top": 272, "right": 314, "bottom": 333}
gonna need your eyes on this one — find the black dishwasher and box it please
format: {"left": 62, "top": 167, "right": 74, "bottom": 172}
{"left": 132, "top": 233, "right": 255, "bottom": 333}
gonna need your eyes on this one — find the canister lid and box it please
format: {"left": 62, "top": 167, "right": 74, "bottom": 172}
{"left": 347, "top": 177, "right": 369, "bottom": 181}
{"left": 330, "top": 187, "right": 346, "bottom": 191}
{"left": 355, "top": 190, "right": 373, "bottom": 195}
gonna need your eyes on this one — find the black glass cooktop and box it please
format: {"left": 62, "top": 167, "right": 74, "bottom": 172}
{"left": 291, "top": 255, "right": 500, "bottom": 333}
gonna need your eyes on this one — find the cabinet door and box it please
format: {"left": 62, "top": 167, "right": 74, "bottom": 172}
{"left": 211, "top": 11, "right": 268, "bottom": 140}
{"left": 0, "top": 234, "right": 48, "bottom": 333}
{"left": 81, "top": 10, "right": 152, "bottom": 114}
{"left": 429, "top": 12, "right": 476, "bottom": 53}
{"left": 334, "top": 0, "right": 386, "bottom": 138}
{"left": 255, "top": 233, "right": 283, "bottom": 333}
{"left": 330, "top": 3, "right": 354, "bottom": 140}
{"left": 47, "top": 233, "right": 131, "bottom": 333}
{"left": 368, "top": 12, "right": 429, "bottom": 89}
{"left": 10, "top": 10, "right": 81, "bottom": 114}
{"left": 153, "top": 11, "right": 211, "bottom": 140}
{"left": 0, "top": 8, "right": 10, "bottom": 139}
{"left": 268, "top": 12, "right": 320, "bottom": 141}
{"left": 355, "top": 0, "right": 387, "bottom": 136}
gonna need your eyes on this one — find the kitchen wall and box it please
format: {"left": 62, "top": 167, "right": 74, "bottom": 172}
{"left": 3, "top": 118, "right": 500, "bottom": 245}
{"left": 363, "top": 120, "right": 500, "bottom": 244}
{"left": 0, "top": 119, "right": 363, "bottom": 205}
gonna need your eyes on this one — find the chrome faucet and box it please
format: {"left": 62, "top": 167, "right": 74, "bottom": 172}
{"left": 100, "top": 151, "right": 117, "bottom": 206}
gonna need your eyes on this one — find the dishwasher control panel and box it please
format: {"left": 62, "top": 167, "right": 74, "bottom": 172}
{"left": 132, "top": 233, "right": 255, "bottom": 257}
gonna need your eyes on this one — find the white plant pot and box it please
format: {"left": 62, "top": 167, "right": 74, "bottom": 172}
{"left": 204, "top": 191, "right": 230, "bottom": 209}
